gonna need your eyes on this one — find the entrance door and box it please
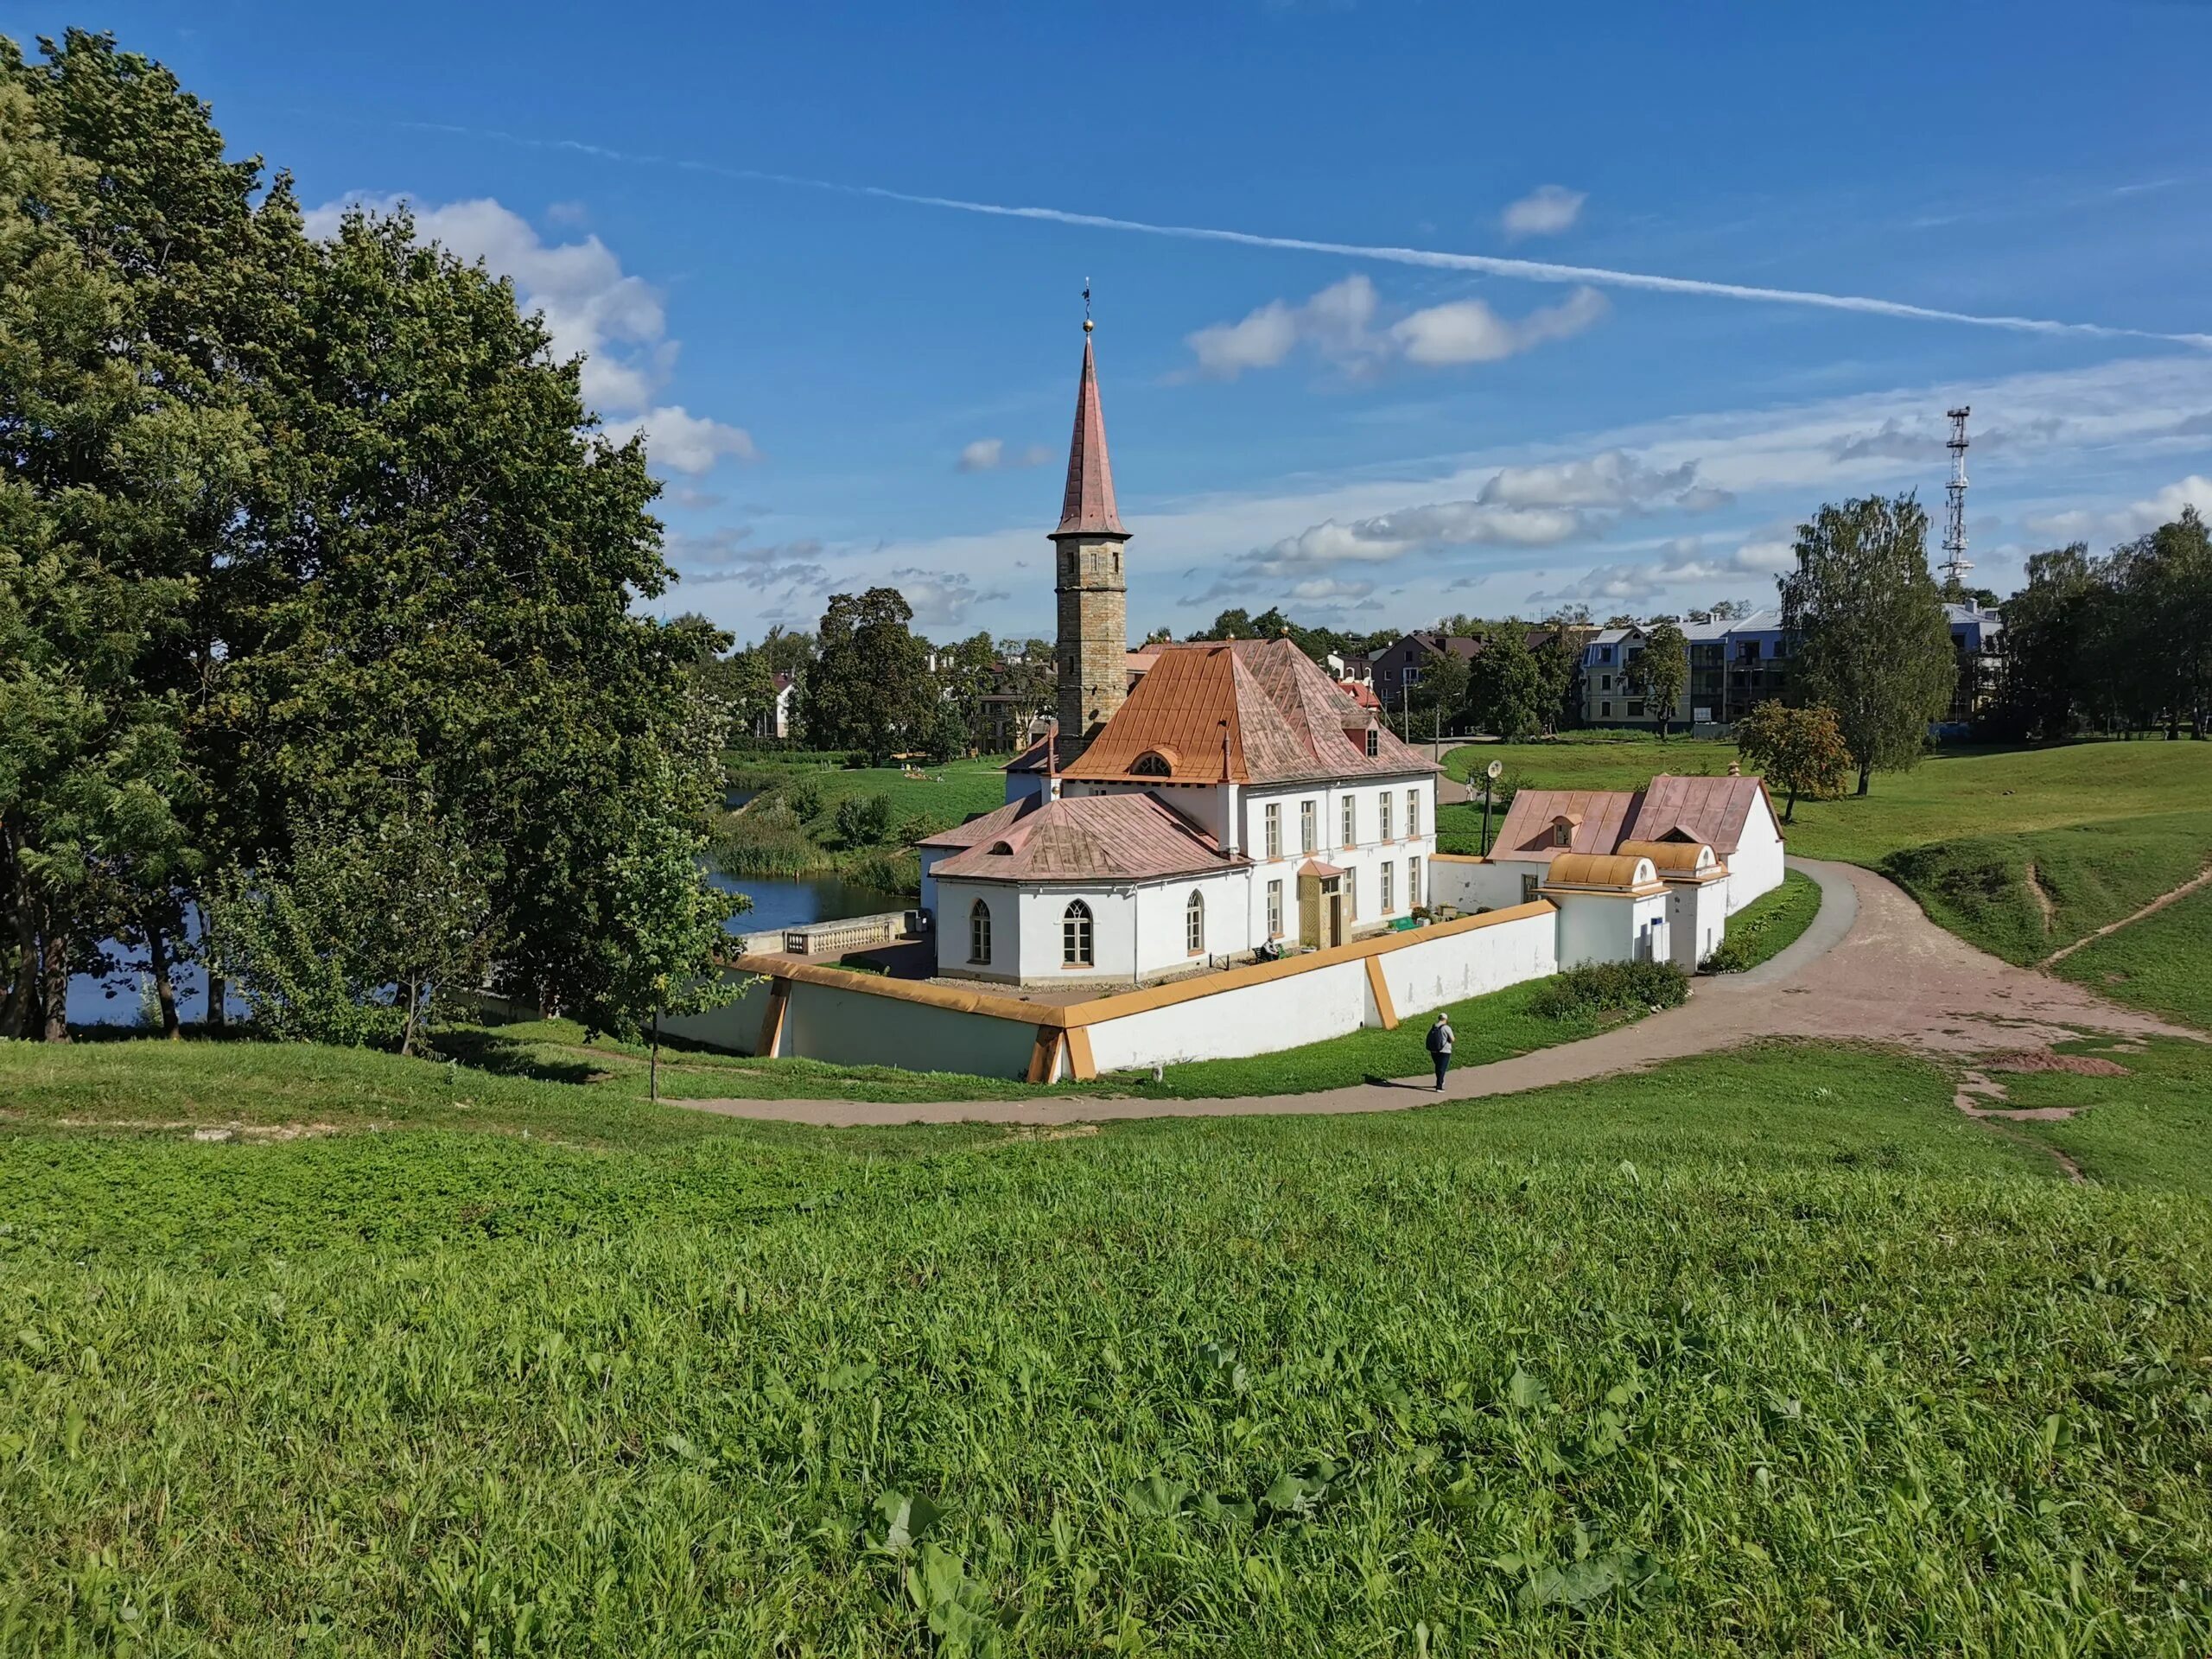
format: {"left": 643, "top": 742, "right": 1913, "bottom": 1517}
{"left": 1325, "top": 887, "right": 1344, "bottom": 948}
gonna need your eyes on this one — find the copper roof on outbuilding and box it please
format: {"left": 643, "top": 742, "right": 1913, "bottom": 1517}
{"left": 928, "top": 791, "right": 1244, "bottom": 884}
{"left": 1060, "top": 639, "right": 1438, "bottom": 786}
{"left": 1491, "top": 772, "right": 1780, "bottom": 863}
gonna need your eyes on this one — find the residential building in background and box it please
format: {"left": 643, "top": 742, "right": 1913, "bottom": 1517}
{"left": 1942, "top": 602, "right": 2006, "bottom": 728}
{"left": 1580, "top": 610, "right": 1795, "bottom": 730}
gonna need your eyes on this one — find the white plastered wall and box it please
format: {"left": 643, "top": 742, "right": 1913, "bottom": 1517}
{"left": 1427, "top": 857, "right": 1539, "bottom": 913}
{"left": 1725, "top": 796, "right": 1786, "bottom": 913}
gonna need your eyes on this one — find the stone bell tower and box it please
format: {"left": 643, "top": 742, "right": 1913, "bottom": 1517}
{"left": 1050, "top": 314, "right": 1131, "bottom": 748}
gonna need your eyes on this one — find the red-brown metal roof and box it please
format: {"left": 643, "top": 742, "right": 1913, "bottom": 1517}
{"left": 931, "top": 791, "right": 1241, "bottom": 883}
{"left": 1490, "top": 787, "right": 1644, "bottom": 861}
{"left": 1061, "top": 639, "right": 1437, "bottom": 786}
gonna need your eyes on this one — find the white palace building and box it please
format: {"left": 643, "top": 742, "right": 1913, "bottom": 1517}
{"left": 670, "top": 321, "right": 1788, "bottom": 1083}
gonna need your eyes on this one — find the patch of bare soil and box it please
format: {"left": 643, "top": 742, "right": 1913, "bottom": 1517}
{"left": 1980, "top": 1048, "right": 2131, "bottom": 1077}
{"left": 2024, "top": 862, "right": 2058, "bottom": 936}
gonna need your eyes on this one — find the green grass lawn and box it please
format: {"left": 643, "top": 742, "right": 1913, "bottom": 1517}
{"left": 798, "top": 754, "right": 1013, "bottom": 838}
{"left": 2050, "top": 885, "right": 2212, "bottom": 1034}
{"left": 1881, "top": 810, "right": 2212, "bottom": 966}
{"left": 1987, "top": 1036, "right": 2212, "bottom": 1196}
{"left": 1445, "top": 737, "right": 2212, "bottom": 867}
{"left": 1703, "top": 868, "right": 1822, "bottom": 972}
{"left": 3, "top": 1037, "right": 2210, "bottom": 1652}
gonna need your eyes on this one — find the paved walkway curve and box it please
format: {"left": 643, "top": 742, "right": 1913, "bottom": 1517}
{"left": 679, "top": 858, "right": 2197, "bottom": 1129}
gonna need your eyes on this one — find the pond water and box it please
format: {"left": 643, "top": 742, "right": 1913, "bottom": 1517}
{"left": 710, "top": 872, "right": 909, "bottom": 936}
{"left": 60, "top": 874, "right": 906, "bottom": 1028}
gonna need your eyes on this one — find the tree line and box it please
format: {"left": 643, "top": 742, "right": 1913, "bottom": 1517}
{"left": 2, "top": 33, "right": 735, "bottom": 1046}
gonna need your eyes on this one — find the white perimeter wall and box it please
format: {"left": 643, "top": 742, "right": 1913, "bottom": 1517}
{"left": 1428, "top": 856, "right": 1537, "bottom": 913}
{"left": 658, "top": 971, "right": 782, "bottom": 1054}
{"left": 1084, "top": 957, "right": 1371, "bottom": 1072}
{"left": 1370, "top": 906, "right": 1556, "bottom": 1019}
{"left": 779, "top": 978, "right": 1039, "bottom": 1079}
{"left": 1084, "top": 906, "right": 1556, "bottom": 1071}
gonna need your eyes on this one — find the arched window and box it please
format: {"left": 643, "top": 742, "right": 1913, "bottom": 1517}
{"left": 1551, "top": 819, "right": 1573, "bottom": 849}
{"left": 1131, "top": 751, "right": 1173, "bottom": 777}
{"left": 968, "top": 899, "right": 992, "bottom": 965}
{"left": 1062, "top": 900, "right": 1094, "bottom": 967}
{"left": 1185, "top": 890, "right": 1205, "bottom": 955}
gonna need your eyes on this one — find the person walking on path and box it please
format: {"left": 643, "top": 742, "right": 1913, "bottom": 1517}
{"left": 1426, "top": 1013, "right": 1454, "bottom": 1092}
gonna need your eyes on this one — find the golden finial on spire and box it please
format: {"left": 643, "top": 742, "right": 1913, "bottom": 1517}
{"left": 1083, "top": 278, "right": 1094, "bottom": 334}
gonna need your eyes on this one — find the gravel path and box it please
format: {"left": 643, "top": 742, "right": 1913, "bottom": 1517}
{"left": 677, "top": 858, "right": 2196, "bottom": 1128}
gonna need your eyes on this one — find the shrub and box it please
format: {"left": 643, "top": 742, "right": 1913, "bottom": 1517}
{"left": 833, "top": 792, "right": 894, "bottom": 846}
{"left": 1528, "top": 959, "right": 1688, "bottom": 1020}
{"left": 783, "top": 778, "right": 824, "bottom": 820}
{"left": 842, "top": 848, "right": 922, "bottom": 896}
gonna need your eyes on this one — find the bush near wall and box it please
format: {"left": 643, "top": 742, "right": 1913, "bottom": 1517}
{"left": 1529, "top": 960, "right": 1688, "bottom": 1020}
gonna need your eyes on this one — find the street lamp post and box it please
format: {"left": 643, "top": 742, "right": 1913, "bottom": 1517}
{"left": 1479, "top": 758, "right": 1502, "bottom": 857}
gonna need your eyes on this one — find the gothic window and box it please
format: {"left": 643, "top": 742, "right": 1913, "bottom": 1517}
{"left": 969, "top": 899, "right": 992, "bottom": 964}
{"left": 1062, "top": 900, "right": 1094, "bottom": 967}
{"left": 1185, "top": 891, "right": 1205, "bottom": 955}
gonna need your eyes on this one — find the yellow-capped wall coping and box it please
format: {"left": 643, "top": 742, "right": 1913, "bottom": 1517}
{"left": 731, "top": 899, "right": 1557, "bottom": 1033}
{"left": 1543, "top": 852, "right": 1659, "bottom": 891}
{"left": 1616, "top": 838, "right": 1726, "bottom": 878}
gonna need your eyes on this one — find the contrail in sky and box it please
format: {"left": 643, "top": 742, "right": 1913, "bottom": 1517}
{"left": 402, "top": 121, "right": 2212, "bottom": 350}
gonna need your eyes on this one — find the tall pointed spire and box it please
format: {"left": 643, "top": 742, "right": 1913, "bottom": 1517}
{"left": 1055, "top": 320, "right": 1128, "bottom": 539}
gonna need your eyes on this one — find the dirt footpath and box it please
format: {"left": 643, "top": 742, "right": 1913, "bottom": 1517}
{"left": 679, "top": 859, "right": 2196, "bottom": 1129}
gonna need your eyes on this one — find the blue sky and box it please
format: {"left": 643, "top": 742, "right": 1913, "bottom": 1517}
{"left": 15, "top": 0, "right": 2212, "bottom": 642}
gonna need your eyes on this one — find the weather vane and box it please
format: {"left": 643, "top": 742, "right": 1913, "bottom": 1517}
{"left": 1083, "top": 278, "right": 1093, "bottom": 334}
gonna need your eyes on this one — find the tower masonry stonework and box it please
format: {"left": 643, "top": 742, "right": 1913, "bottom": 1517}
{"left": 1051, "top": 328, "right": 1131, "bottom": 744}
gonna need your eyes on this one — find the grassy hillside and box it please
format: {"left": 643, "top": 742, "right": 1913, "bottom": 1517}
{"left": 1880, "top": 811, "right": 2212, "bottom": 966}
{"left": 3, "top": 1038, "right": 2209, "bottom": 1653}
{"left": 2052, "top": 886, "right": 2212, "bottom": 1034}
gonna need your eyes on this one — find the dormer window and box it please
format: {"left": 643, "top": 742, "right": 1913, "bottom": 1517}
{"left": 1551, "top": 820, "right": 1573, "bottom": 849}
{"left": 1363, "top": 728, "right": 1379, "bottom": 758}
{"left": 988, "top": 840, "right": 1015, "bottom": 855}
{"left": 1131, "top": 751, "right": 1173, "bottom": 778}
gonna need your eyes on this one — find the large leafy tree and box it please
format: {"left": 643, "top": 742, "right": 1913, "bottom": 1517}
{"left": 1779, "top": 495, "right": 1955, "bottom": 795}
{"left": 0, "top": 32, "right": 280, "bottom": 1039}
{"left": 3, "top": 31, "right": 737, "bottom": 1043}
{"left": 1532, "top": 629, "right": 1580, "bottom": 734}
{"left": 1469, "top": 626, "right": 1547, "bottom": 740}
{"left": 1733, "top": 701, "right": 1851, "bottom": 823}
{"left": 1997, "top": 543, "right": 2097, "bottom": 740}
{"left": 234, "top": 202, "right": 738, "bottom": 1027}
{"left": 806, "top": 587, "right": 933, "bottom": 761}
{"left": 1626, "top": 621, "right": 1689, "bottom": 737}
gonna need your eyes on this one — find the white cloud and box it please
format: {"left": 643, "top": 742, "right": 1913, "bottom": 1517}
{"left": 306, "top": 194, "right": 755, "bottom": 472}
{"left": 2022, "top": 474, "right": 2212, "bottom": 543}
{"left": 887, "top": 567, "right": 1009, "bottom": 628}
{"left": 544, "top": 200, "right": 591, "bottom": 226}
{"left": 1186, "top": 276, "right": 1376, "bottom": 378}
{"left": 1187, "top": 276, "right": 1604, "bottom": 378}
{"left": 1478, "top": 448, "right": 1710, "bottom": 511}
{"left": 608, "top": 405, "right": 759, "bottom": 474}
{"left": 1501, "top": 184, "right": 1587, "bottom": 240}
{"left": 956, "top": 437, "right": 1053, "bottom": 473}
